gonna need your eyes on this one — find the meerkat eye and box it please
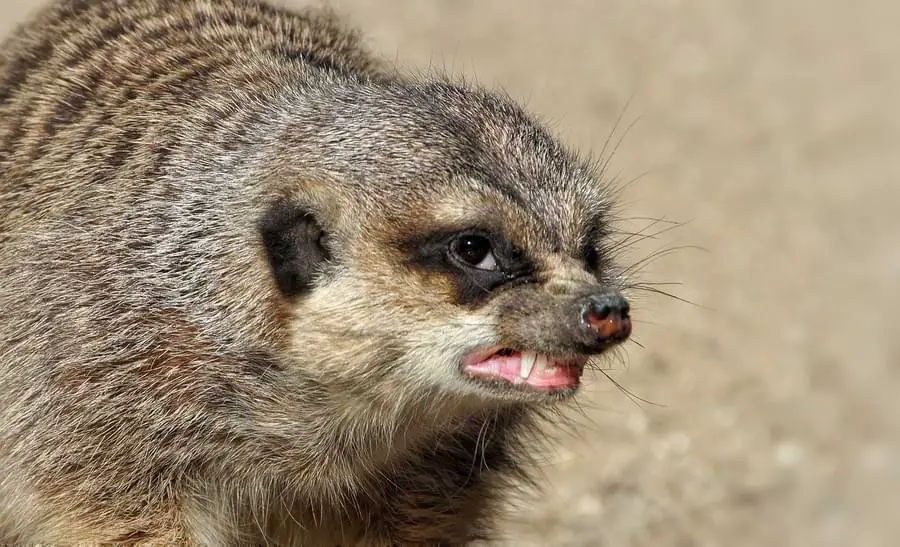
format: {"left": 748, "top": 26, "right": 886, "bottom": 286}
{"left": 451, "top": 235, "right": 498, "bottom": 270}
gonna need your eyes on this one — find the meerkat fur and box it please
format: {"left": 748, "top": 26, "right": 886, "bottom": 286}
{"left": 0, "top": 0, "right": 634, "bottom": 544}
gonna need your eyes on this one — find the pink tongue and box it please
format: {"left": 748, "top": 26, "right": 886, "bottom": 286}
{"left": 462, "top": 353, "right": 580, "bottom": 389}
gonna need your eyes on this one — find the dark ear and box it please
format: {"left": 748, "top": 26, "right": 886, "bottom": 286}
{"left": 259, "top": 199, "right": 331, "bottom": 297}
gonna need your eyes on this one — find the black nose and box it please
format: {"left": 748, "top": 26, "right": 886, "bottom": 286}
{"left": 578, "top": 292, "right": 632, "bottom": 351}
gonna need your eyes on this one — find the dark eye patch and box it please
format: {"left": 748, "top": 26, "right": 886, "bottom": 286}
{"left": 405, "top": 228, "right": 535, "bottom": 306}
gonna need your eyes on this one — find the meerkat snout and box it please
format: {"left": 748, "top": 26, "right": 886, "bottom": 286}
{"left": 582, "top": 292, "right": 632, "bottom": 343}
{"left": 456, "top": 278, "right": 631, "bottom": 398}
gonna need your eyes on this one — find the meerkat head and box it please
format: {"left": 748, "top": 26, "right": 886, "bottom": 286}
{"left": 259, "top": 77, "right": 630, "bottom": 409}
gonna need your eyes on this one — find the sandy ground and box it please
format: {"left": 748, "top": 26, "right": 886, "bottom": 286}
{"left": 3, "top": 1, "right": 899, "bottom": 545}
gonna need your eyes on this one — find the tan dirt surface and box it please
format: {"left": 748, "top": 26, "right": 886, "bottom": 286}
{"left": 3, "top": 1, "right": 898, "bottom": 545}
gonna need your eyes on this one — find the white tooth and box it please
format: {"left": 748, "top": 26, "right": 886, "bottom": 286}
{"left": 535, "top": 354, "right": 548, "bottom": 375}
{"left": 520, "top": 351, "right": 537, "bottom": 379}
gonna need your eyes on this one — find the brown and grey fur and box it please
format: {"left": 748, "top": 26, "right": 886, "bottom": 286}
{"left": 0, "top": 0, "right": 630, "bottom": 544}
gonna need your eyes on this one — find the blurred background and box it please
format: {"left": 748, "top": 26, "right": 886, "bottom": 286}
{"left": 3, "top": 1, "right": 898, "bottom": 545}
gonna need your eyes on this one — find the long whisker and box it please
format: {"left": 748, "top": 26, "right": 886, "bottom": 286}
{"left": 596, "top": 367, "right": 663, "bottom": 409}
{"left": 618, "top": 244, "right": 706, "bottom": 277}
{"left": 598, "top": 106, "right": 641, "bottom": 180}
{"left": 627, "top": 338, "right": 646, "bottom": 349}
{"left": 595, "top": 93, "right": 635, "bottom": 174}
{"left": 606, "top": 221, "right": 691, "bottom": 260}
{"left": 626, "top": 285, "right": 704, "bottom": 309}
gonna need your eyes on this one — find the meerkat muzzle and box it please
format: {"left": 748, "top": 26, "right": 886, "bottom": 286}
{"left": 465, "top": 289, "right": 633, "bottom": 392}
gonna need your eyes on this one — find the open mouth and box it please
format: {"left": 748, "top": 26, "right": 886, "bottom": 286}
{"left": 461, "top": 347, "right": 589, "bottom": 392}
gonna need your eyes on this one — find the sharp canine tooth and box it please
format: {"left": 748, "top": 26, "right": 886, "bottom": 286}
{"left": 535, "top": 354, "right": 548, "bottom": 374}
{"left": 520, "top": 351, "right": 537, "bottom": 378}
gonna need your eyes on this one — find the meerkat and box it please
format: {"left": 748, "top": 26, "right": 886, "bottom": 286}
{"left": 0, "top": 0, "right": 634, "bottom": 544}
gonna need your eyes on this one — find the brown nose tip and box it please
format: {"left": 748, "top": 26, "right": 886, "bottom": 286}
{"left": 581, "top": 292, "right": 632, "bottom": 345}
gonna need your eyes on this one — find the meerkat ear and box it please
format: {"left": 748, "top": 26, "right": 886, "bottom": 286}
{"left": 259, "top": 199, "right": 331, "bottom": 297}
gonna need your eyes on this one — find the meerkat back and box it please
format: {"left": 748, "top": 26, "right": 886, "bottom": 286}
{"left": 0, "top": 1, "right": 386, "bottom": 542}
{"left": 0, "top": 1, "right": 633, "bottom": 545}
